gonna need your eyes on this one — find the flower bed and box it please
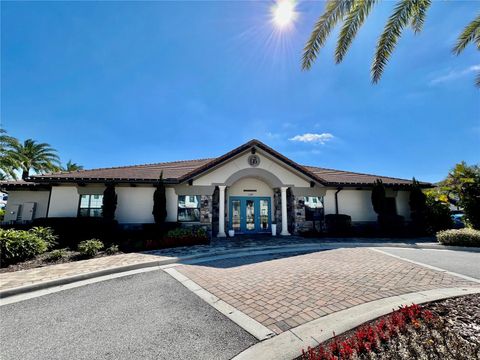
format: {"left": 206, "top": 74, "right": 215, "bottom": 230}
{"left": 300, "top": 295, "right": 480, "bottom": 360}
{"left": 161, "top": 227, "right": 209, "bottom": 248}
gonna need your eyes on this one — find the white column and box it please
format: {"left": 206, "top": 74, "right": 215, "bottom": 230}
{"left": 280, "top": 186, "right": 290, "bottom": 236}
{"left": 217, "top": 185, "right": 227, "bottom": 237}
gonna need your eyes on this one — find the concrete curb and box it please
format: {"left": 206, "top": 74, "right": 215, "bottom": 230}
{"left": 0, "top": 244, "right": 330, "bottom": 299}
{"left": 1, "top": 241, "right": 478, "bottom": 298}
{"left": 232, "top": 287, "right": 480, "bottom": 360}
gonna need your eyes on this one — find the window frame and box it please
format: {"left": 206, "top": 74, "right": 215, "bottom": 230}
{"left": 177, "top": 195, "right": 201, "bottom": 222}
{"left": 78, "top": 194, "right": 104, "bottom": 218}
{"left": 303, "top": 196, "right": 324, "bottom": 221}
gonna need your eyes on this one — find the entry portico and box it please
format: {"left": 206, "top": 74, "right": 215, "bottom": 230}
{"left": 177, "top": 140, "right": 327, "bottom": 237}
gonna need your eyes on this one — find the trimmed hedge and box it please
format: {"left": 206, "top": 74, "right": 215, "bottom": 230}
{"left": 436, "top": 228, "right": 480, "bottom": 247}
{"left": 325, "top": 214, "right": 352, "bottom": 235}
{"left": 162, "top": 227, "right": 209, "bottom": 248}
{"left": 31, "top": 217, "right": 117, "bottom": 248}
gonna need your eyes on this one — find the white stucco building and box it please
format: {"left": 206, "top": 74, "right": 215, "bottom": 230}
{"left": 1, "top": 140, "right": 427, "bottom": 236}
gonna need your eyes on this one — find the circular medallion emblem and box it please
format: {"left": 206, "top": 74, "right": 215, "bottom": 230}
{"left": 248, "top": 154, "right": 260, "bottom": 167}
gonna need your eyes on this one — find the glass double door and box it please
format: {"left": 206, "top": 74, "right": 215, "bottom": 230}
{"left": 229, "top": 197, "right": 271, "bottom": 234}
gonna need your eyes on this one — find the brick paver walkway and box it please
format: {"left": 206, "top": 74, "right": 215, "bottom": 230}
{"left": 176, "top": 248, "right": 479, "bottom": 334}
{"left": 0, "top": 237, "right": 437, "bottom": 293}
{"left": 0, "top": 253, "right": 172, "bottom": 291}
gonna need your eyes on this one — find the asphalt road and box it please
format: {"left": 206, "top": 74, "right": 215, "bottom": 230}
{"left": 378, "top": 247, "right": 480, "bottom": 280}
{"left": 0, "top": 270, "right": 256, "bottom": 360}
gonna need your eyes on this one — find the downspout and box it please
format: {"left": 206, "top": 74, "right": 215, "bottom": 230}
{"left": 334, "top": 188, "right": 343, "bottom": 215}
{"left": 45, "top": 186, "right": 52, "bottom": 218}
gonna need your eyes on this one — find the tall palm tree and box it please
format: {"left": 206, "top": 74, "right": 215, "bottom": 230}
{"left": 63, "top": 160, "right": 84, "bottom": 172}
{"left": 0, "top": 129, "right": 19, "bottom": 179}
{"left": 302, "top": 1, "right": 480, "bottom": 86}
{"left": 8, "top": 139, "right": 61, "bottom": 179}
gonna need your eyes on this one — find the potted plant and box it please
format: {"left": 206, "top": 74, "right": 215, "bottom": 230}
{"left": 271, "top": 222, "right": 277, "bottom": 236}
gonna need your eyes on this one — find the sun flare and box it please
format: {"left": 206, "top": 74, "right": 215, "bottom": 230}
{"left": 271, "top": 0, "right": 298, "bottom": 29}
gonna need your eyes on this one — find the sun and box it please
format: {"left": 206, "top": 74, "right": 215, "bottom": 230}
{"left": 271, "top": 0, "right": 298, "bottom": 29}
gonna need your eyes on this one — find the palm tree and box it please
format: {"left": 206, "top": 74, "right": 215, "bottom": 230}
{"left": 63, "top": 160, "right": 84, "bottom": 172}
{"left": 0, "top": 129, "right": 19, "bottom": 179}
{"left": 302, "top": 1, "right": 480, "bottom": 86}
{"left": 7, "top": 139, "right": 61, "bottom": 179}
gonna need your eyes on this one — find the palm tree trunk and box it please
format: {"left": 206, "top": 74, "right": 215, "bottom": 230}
{"left": 22, "top": 169, "right": 29, "bottom": 180}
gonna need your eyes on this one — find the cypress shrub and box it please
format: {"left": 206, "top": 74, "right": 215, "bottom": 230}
{"left": 102, "top": 184, "right": 117, "bottom": 221}
{"left": 409, "top": 178, "right": 427, "bottom": 234}
{"left": 152, "top": 173, "right": 167, "bottom": 225}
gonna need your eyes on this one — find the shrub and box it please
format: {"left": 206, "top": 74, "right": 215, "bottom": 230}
{"left": 29, "top": 227, "right": 58, "bottom": 249}
{"left": 162, "top": 227, "right": 209, "bottom": 248}
{"left": 424, "top": 192, "right": 453, "bottom": 234}
{"left": 102, "top": 184, "right": 117, "bottom": 221}
{"left": 31, "top": 217, "right": 118, "bottom": 248}
{"left": 302, "top": 304, "right": 433, "bottom": 360}
{"left": 152, "top": 173, "right": 167, "bottom": 225}
{"left": 325, "top": 214, "right": 352, "bottom": 234}
{"left": 77, "top": 239, "right": 104, "bottom": 258}
{"left": 0, "top": 228, "right": 48, "bottom": 265}
{"left": 46, "top": 248, "right": 68, "bottom": 262}
{"left": 436, "top": 228, "right": 480, "bottom": 247}
{"left": 378, "top": 214, "right": 405, "bottom": 235}
{"left": 0, "top": 208, "right": 5, "bottom": 222}
{"left": 105, "top": 244, "right": 119, "bottom": 255}
{"left": 371, "top": 179, "right": 387, "bottom": 215}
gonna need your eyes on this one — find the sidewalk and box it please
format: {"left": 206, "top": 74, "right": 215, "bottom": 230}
{"left": 0, "top": 236, "right": 475, "bottom": 296}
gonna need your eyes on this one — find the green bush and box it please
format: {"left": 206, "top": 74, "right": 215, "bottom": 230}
{"left": 436, "top": 228, "right": 480, "bottom": 247}
{"left": 46, "top": 248, "right": 68, "bottom": 262}
{"left": 0, "top": 209, "right": 5, "bottom": 222}
{"left": 0, "top": 228, "right": 49, "bottom": 265}
{"left": 325, "top": 214, "right": 352, "bottom": 234}
{"left": 29, "top": 227, "right": 58, "bottom": 249}
{"left": 77, "top": 239, "right": 104, "bottom": 258}
{"left": 105, "top": 244, "right": 119, "bottom": 255}
{"left": 424, "top": 193, "right": 453, "bottom": 234}
{"left": 162, "top": 227, "right": 209, "bottom": 248}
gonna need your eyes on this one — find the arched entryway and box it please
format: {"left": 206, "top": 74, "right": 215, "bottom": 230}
{"left": 213, "top": 168, "right": 291, "bottom": 237}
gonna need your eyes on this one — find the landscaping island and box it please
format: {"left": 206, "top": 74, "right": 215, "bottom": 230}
{"left": 300, "top": 294, "right": 480, "bottom": 360}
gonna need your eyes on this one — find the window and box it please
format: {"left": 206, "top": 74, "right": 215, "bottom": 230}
{"left": 178, "top": 195, "right": 201, "bottom": 222}
{"left": 79, "top": 194, "right": 103, "bottom": 217}
{"left": 303, "top": 196, "right": 324, "bottom": 221}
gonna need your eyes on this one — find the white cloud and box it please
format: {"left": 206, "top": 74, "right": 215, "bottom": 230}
{"left": 289, "top": 133, "right": 334, "bottom": 144}
{"left": 265, "top": 132, "right": 281, "bottom": 139}
{"left": 430, "top": 64, "right": 480, "bottom": 85}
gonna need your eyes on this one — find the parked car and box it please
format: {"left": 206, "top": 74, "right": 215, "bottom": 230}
{"left": 451, "top": 213, "right": 465, "bottom": 228}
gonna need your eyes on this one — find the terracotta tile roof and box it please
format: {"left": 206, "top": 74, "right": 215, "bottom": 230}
{"left": 0, "top": 179, "right": 50, "bottom": 190}
{"left": 24, "top": 161, "right": 419, "bottom": 187}
{"left": 21, "top": 140, "right": 425, "bottom": 187}
{"left": 304, "top": 166, "right": 420, "bottom": 186}
{"left": 29, "top": 158, "right": 214, "bottom": 182}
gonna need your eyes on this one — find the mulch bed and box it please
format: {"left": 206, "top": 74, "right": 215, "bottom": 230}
{"left": 0, "top": 250, "right": 121, "bottom": 273}
{"left": 298, "top": 294, "right": 480, "bottom": 360}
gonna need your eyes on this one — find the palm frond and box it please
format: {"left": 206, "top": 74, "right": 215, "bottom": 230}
{"left": 409, "top": 0, "right": 431, "bottom": 33}
{"left": 6, "top": 138, "right": 60, "bottom": 178}
{"left": 371, "top": 0, "right": 417, "bottom": 83}
{"left": 476, "top": 71, "right": 480, "bottom": 88}
{"left": 335, "top": 0, "right": 378, "bottom": 64}
{"left": 453, "top": 13, "right": 480, "bottom": 55}
{"left": 302, "top": 0, "right": 354, "bottom": 70}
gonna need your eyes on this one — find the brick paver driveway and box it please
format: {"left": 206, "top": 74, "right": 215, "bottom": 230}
{"left": 176, "top": 248, "right": 478, "bottom": 334}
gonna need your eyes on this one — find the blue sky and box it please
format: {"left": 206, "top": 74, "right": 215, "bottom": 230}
{"left": 1, "top": 1, "right": 479, "bottom": 183}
